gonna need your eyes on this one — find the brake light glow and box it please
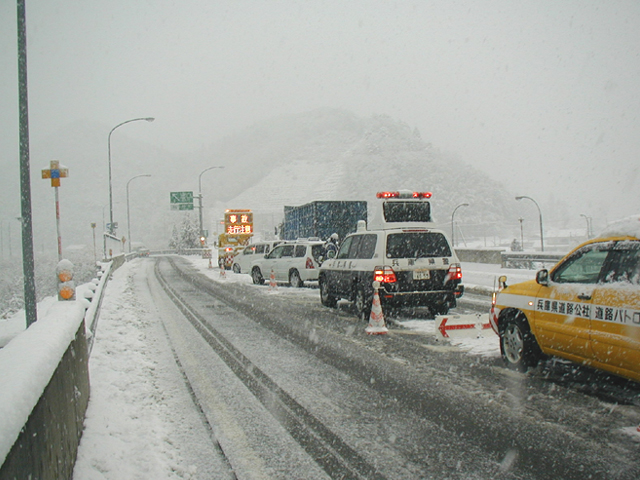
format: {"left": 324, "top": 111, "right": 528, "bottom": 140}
{"left": 376, "top": 191, "right": 432, "bottom": 199}
{"left": 445, "top": 264, "right": 462, "bottom": 282}
{"left": 305, "top": 257, "right": 315, "bottom": 269}
{"left": 373, "top": 266, "right": 397, "bottom": 283}
{"left": 377, "top": 191, "right": 399, "bottom": 198}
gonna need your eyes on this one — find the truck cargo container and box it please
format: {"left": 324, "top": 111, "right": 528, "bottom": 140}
{"left": 282, "top": 201, "right": 367, "bottom": 242}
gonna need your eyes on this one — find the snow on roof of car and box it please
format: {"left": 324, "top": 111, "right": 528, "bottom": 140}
{"left": 598, "top": 214, "right": 640, "bottom": 239}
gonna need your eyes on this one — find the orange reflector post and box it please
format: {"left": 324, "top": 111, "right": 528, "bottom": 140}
{"left": 56, "top": 259, "right": 75, "bottom": 301}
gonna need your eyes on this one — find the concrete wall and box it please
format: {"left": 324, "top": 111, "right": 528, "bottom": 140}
{"left": 0, "top": 322, "right": 89, "bottom": 480}
{"left": 455, "top": 248, "right": 505, "bottom": 264}
{"left": 0, "top": 261, "right": 115, "bottom": 480}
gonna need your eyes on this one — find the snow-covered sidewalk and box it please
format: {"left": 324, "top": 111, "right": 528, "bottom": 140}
{"left": 73, "top": 259, "right": 229, "bottom": 479}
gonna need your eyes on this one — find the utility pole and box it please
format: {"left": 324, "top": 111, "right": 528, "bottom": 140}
{"left": 17, "top": 0, "right": 37, "bottom": 327}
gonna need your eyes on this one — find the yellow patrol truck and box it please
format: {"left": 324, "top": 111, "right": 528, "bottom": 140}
{"left": 218, "top": 209, "right": 253, "bottom": 269}
{"left": 491, "top": 214, "right": 640, "bottom": 383}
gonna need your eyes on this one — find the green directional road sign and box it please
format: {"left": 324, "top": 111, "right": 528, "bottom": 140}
{"left": 170, "top": 191, "right": 194, "bottom": 210}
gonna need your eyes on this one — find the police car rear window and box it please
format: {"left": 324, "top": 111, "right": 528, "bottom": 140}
{"left": 386, "top": 232, "right": 451, "bottom": 258}
{"left": 383, "top": 202, "right": 431, "bottom": 223}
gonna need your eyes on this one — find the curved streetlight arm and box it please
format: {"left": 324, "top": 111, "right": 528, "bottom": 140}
{"left": 451, "top": 203, "right": 469, "bottom": 247}
{"left": 516, "top": 195, "right": 544, "bottom": 252}
{"left": 199, "top": 165, "right": 224, "bottom": 194}
{"left": 108, "top": 117, "right": 154, "bottom": 234}
{"left": 198, "top": 166, "right": 224, "bottom": 238}
{"left": 126, "top": 174, "right": 151, "bottom": 253}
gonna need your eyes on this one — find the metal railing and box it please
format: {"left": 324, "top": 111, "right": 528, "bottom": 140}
{"left": 501, "top": 252, "right": 565, "bottom": 269}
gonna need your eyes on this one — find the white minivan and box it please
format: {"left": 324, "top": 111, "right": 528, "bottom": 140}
{"left": 232, "top": 241, "right": 281, "bottom": 274}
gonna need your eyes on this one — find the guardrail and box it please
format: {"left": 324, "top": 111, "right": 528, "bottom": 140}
{"left": 500, "top": 252, "right": 565, "bottom": 269}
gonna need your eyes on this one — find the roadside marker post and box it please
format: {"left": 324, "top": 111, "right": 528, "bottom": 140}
{"left": 269, "top": 269, "right": 277, "bottom": 292}
{"left": 41, "top": 160, "right": 68, "bottom": 261}
{"left": 365, "top": 281, "right": 388, "bottom": 335}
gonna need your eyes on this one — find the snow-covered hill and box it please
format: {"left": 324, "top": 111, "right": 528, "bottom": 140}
{"left": 207, "top": 109, "right": 521, "bottom": 239}
{"left": 19, "top": 108, "right": 540, "bottom": 252}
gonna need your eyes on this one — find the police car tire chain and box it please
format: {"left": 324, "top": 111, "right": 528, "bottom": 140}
{"left": 154, "top": 257, "right": 386, "bottom": 480}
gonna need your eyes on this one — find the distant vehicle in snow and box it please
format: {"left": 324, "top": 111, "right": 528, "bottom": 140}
{"left": 282, "top": 201, "right": 367, "bottom": 243}
{"left": 250, "top": 239, "right": 325, "bottom": 288}
{"left": 232, "top": 240, "right": 281, "bottom": 274}
{"left": 218, "top": 209, "right": 253, "bottom": 269}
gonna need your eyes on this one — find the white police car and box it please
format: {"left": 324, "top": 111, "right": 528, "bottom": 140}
{"left": 319, "top": 191, "right": 464, "bottom": 320}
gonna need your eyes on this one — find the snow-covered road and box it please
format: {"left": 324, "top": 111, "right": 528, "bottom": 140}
{"left": 71, "top": 258, "right": 517, "bottom": 478}
{"left": 68, "top": 256, "right": 640, "bottom": 479}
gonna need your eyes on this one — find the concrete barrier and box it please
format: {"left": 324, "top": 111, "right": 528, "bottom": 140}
{"left": 0, "top": 260, "right": 118, "bottom": 479}
{"left": 0, "top": 321, "right": 89, "bottom": 480}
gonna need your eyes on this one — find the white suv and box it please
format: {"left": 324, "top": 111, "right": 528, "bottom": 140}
{"left": 319, "top": 191, "right": 464, "bottom": 320}
{"left": 319, "top": 226, "right": 463, "bottom": 319}
{"left": 250, "top": 239, "right": 325, "bottom": 287}
{"left": 232, "top": 241, "right": 281, "bottom": 274}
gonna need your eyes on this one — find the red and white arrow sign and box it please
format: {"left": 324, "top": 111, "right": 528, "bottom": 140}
{"left": 435, "top": 314, "right": 493, "bottom": 339}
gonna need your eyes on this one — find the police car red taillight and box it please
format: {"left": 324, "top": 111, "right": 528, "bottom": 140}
{"left": 374, "top": 266, "right": 397, "bottom": 283}
{"left": 446, "top": 264, "right": 462, "bottom": 282}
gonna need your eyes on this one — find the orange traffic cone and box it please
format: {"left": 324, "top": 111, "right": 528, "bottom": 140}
{"left": 208, "top": 258, "right": 213, "bottom": 269}
{"left": 219, "top": 267, "right": 226, "bottom": 279}
{"left": 365, "top": 281, "right": 388, "bottom": 335}
{"left": 269, "top": 268, "right": 277, "bottom": 291}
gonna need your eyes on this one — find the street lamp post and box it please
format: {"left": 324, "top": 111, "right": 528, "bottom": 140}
{"left": 518, "top": 217, "right": 524, "bottom": 250}
{"left": 108, "top": 117, "right": 154, "bottom": 235}
{"left": 198, "top": 166, "right": 224, "bottom": 239}
{"left": 451, "top": 203, "right": 469, "bottom": 247}
{"left": 516, "top": 195, "right": 544, "bottom": 252}
{"left": 126, "top": 174, "right": 151, "bottom": 253}
{"left": 580, "top": 214, "right": 592, "bottom": 239}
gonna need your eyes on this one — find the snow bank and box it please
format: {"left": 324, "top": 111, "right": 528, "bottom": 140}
{"left": 0, "top": 295, "right": 90, "bottom": 464}
{"left": 599, "top": 214, "right": 640, "bottom": 239}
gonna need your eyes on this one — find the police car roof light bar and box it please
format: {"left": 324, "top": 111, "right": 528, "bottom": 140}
{"left": 376, "top": 191, "right": 432, "bottom": 199}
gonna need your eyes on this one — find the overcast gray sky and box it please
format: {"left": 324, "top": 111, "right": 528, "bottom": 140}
{"left": 2, "top": 0, "right": 639, "bottom": 224}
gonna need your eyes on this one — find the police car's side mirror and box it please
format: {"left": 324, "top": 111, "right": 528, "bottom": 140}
{"left": 536, "top": 269, "right": 549, "bottom": 286}
{"left": 327, "top": 250, "right": 336, "bottom": 259}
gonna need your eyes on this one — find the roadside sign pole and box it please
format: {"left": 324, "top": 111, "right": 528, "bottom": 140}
{"left": 42, "top": 161, "right": 69, "bottom": 261}
{"left": 55, "top": 185, "right": 62, "bottom": 260}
